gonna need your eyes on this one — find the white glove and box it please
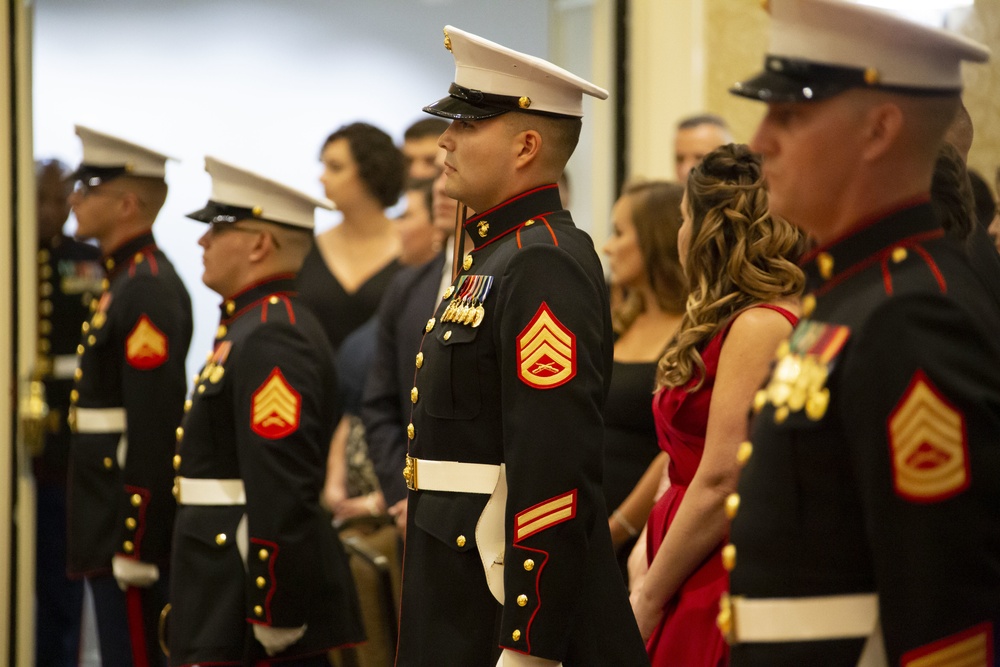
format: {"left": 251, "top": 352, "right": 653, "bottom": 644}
{"left": 253, "top": 623, "right": 307, "bottom": 657}
{"left": 496, "top": 649, "right": 561, "bottom": 667}
{"left": 111, "top": 555, "right": 160, "bottom": 591}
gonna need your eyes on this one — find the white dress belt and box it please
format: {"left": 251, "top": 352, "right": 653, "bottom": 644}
{"left": 176, "top": 477, "right": 247, "bottom": 506}
{"left": 404, "top": 456, "right": 501, "bottom": 494}
{"left": 72, "top": 407, "right": 127, "bottom": 433}
{"left": 52, "top": 355, "right": 79, "bottom": 380}
{"left": 732, "top": 593, "right": 879, "bottom": 642}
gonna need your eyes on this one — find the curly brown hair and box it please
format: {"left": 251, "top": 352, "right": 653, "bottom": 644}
{"left": 611, "top": 180, "right": 687, "bottom": 334}
{"left": 657, "top": 144, "right": 804, "bottom": 390}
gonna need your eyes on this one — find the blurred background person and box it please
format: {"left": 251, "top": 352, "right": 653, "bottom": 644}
{"left": 323, "top": 178, "right": 442, "bottom": 524}
{"left": 402, "top": 118, "right": 449, "bottom": 180}
{"left": 297, "top": 121, "right": 406, "bottom": 354}
{"left": 991, "top": 167, "right": 1000, "bottom": 253}
{"left": 362, "top": 161, "right": 463, "bottom": 541}
{"left": 601, "top": 180, "right": 686, "bottom": 580}
{"left": 674, "top": 113, "right": 732, "bottom": 185}
{"left": 631, "top": 145, "right": 803, "bottom": 665}
{"left": 33, "top": 158, "right": 102, "bottom": 667}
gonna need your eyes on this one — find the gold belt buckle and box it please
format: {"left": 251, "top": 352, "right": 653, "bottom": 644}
{"left": 403, "top": 455, "right": 418, "bottom": 491}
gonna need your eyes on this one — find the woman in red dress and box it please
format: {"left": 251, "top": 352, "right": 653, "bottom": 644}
{"left": 630, "top": 144, "right": 804, "bottom": 666}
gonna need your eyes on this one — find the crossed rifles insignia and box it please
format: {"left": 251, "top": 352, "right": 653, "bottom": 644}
{"left": 516, "top": 302, "right": 576, "bottom": 390}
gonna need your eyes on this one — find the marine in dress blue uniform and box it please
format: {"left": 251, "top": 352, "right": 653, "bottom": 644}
{"left": 33, "top": 159, "right": 103, "bottom": 667}
{"left": 720, "top": 2, "right": 1000, "bottom": 665}
{"left": 66, "top": 126, "right": 192, "bottom": 667}
{"left": 168, "top": 157, "right": 363, "bottom": 666}
{"left": 395, "top": 26, "right": 649, "bottom": 667}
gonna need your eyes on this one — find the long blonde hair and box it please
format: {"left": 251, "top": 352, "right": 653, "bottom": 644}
{"left": 657, "top": 144, "right": 804, "bottom": 390}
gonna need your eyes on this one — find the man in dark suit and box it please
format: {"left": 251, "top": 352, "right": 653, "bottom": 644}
{"left": 362, "top": 152, "right": 463, "bottom": 537}
{"left": 722, "top": 1, "right": 1000, "bottom": 664}
{"left": 395, "top": 25, "right": 648, "bottom": 667}
{"left": 66, "top": 126, "right": 192, "bottom": 667}
{"left": 169, "top": 157, "right": 363, "bottom": 666}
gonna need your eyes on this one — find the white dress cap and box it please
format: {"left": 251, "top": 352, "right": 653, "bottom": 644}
{"left": 424, "top": 25, "right": 608, "bottom": 119}
{"left": 186, "top": 156, "right": 333, "bottom": 231}
{"left": 73, "top": 125, "right": 175, "bottom": 182}
{"left": 732, "top": 0, "right": 990, "bottom": 102}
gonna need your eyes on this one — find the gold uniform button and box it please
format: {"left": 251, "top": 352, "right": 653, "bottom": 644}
{"left": 411, "top": 387, "right": 419, "bottom": 404}
{"left": 752, "top": 389, "right": 767, "bottom": 414}
{"left": 215, "top": 533, "right": 227, "bottom": 546}
{"left": 724, "top": 493, "right": 740, "bottom": 520}
{"left": 87, "top": 335, "right": 96, "bottom": 346}
{"left": 443, "top": 286, "right": 454, "bottom": 300}
{"left": 123, "top": 540, "right": 134, "bottom": 554}
{"left": 134, "top": 252, "right": 144, "bottom": 264}
{"left": 39, "top": 282, "right": 53, "bottom": 297}
{"left": 512, "top": 629, "right": 521, "bottom": 642}
{"left": 717, "top": 592, "right": 733, "bottom": 637}
{"left": 39, "top": 319, "right": 52, "bottom": 335}
{"left": 802, "top": 293, "right": 816, "bottom": 318}
{"left": 415, "top": 352, "right": 424, "bottom": 369}
{"left": 38, "top": 339, "right": 51, "bottom": 353}
{"left": 197, "top": 385, "right": 206, "bottom": 394}
{"left": 125, "top": 517, "right": 137, "bottom": 530}
{"left": 456, "top": 535, "right": 466, "bottom": 548}
{"left": 523, "top": 559, "right": 534, "bottom": 572}
{"left": 131, "top": 493, "right": 142, "bottom": 507}
{"left": 225, "top": 301, "right": 235, "bottom": 315}
{"left": 443, "top": 331, "right": 452, "bottom": 341}
{"left": 722, "top": 543, "right": 736, "bottom": 571}
{"left": 37, "top": 249, "right": 50, "bottom": 263}
{"left": 524, "top": 219, "right": 535, "bottom": 226}
{"left": 258, "top": 548, "right": 269, "bottom": 561}
{"left": 70, "top": 389, "right": 79, "bottom": 403}
{"left": 184, "top": 399, "right": 193, "bottom": 412}
{"left": 462, "top": 254, "right": 473, "bottom": 271}
{"left": 269, "top": 296, "right": 280, "bottom": 305}
{"left": 256, "top": 576, "right": 267, "bottom": 589}
{"left": 77, "top": 344, "right": 85, "bottom": 355}
{"left": 407, "top": 423, "right": 415, "bottom": 440}
{"left": 253, "top": 605, "right": 263, "bottom": 617}
{"left": 736, "top": 441, "right": 753, "bottom": 466}
{"left": 81, "top": 321, "right": 90, "bottom": 334}
{"left": 173, "top": 454, "right": 182, "bottom": 471}
{"left": 74, "top": 368, "right": 83, "bottom": 381}
{"left": 817, "top": 252, "right": 834, "bottom": 280}
{"left": 172, "top": 484, "right": 179, "bottom": 499}
{"left": 100, "top": 278, "right": 110, "bottom": 291}
{"left": 774, "top": 405, "right": 790, "bottom": 424}
{"left": 103, "top": 457, "right": 114, "bottom": 470}
{"left": 892, "top": 246, "right": 908, "bottom": 263}
{"left": 516, "top": 594, "right": 528, "bottom": 607}
{"left": 216, "top": 325, "right": 227, "bottom": 339}
{"left": 425, "top": 318, "right": 436, "bottom": 333}
{"left": 175, "top": 427, "right": 184, "bottom": 441}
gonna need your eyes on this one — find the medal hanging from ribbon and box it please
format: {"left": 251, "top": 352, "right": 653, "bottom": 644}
{"left": 442, "top": 275, "right": 493, "bottom": 328}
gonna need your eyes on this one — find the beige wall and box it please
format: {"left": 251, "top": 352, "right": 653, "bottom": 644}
{"left": 635, "top": 1, "right": 1000, "bottom": 196}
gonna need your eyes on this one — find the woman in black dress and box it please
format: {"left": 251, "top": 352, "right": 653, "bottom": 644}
{"left": 601, "top": 180, "right": 687, "bottom": 580}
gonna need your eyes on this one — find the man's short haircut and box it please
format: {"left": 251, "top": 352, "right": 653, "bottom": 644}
{"left": 677, "top": 113, "right": 730, "bottom": 132}
{"left": 404, "top": 118, "right": 450, "bottom": 142}
{"left": 505, "top": 112, "right": 582, "bottom": 174}
{"left": 117, "top": 175, "right": 169, "bottom": 220}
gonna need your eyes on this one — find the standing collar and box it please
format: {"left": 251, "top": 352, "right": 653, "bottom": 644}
{"left": 800, "top": 197, "right": 941, "bottom": 289}
{"left": 102, "top": 232, "right": 156, "bottom": 277}
{"left": 464, "top": 184, "right": 563, "bottom": 249}
{"left": 220, "top": 274, "right": 297, "bottom": 321}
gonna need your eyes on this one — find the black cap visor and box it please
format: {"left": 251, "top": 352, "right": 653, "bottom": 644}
{"left": 186, "top": 200, "right": 306, "bottom": 230}
{"left": 423, "top": 83, "right": 516, "bottom": 120}
{"left": 731, "top": 56, "right": 961, "bottom": 103}
{"left": 71, "top": 164, "right": 129, "bottom": 186}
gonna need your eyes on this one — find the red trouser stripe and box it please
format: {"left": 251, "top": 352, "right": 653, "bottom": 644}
{"left": 126, "top": 587, "right": 150, "bottom": 667}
